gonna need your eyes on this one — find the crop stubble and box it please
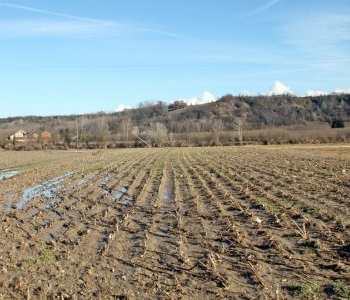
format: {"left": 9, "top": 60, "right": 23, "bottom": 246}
{"left": 0, "top": 145, "right": 349, "bottom": 299}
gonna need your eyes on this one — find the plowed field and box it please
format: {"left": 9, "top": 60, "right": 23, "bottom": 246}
{"left": 0, "top": 146, "right": 349, "bottom": 299}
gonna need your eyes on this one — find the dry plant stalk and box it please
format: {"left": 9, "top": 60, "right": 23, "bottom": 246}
{"left": 320, "top": 220, "right": 332, "bottom": 235}
{"left": 291, "top": 219, "right": 309, "bottom": 239}
{"left": 141, "top": 232, "right": 148, "bottom": 257}
{"left": 208, "top": 252, "right": 218, "bottom": 274}
{"left": 248, "top": 262, "right": 267, "bottom": 289}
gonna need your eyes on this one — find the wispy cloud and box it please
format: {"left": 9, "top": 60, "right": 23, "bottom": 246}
{"left": 237, "top": 0, "right": 281, "bottom": 19}
{"left": 0, "top": 2, "right": 129, "bottom": 37}
{"left": 249, "top": 0, "right": 281, "bottom": 16}
{"left": 0, "top": 19, "right": 130, "bottom": 37}
{"left": 283, "top": 13, "right": 350, "bottom": 65}
{"left": 0, "top": 2, "right": 192, "bottom": 39}
{"left": 139, "top": 28, "right": 199, "bottom": 41}
{"left": 0, "top": 2, "right": 104, "bottom": 22}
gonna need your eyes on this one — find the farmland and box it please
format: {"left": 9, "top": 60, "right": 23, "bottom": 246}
{"left": 0, "top": 145, "right": 349, "bottom": 299}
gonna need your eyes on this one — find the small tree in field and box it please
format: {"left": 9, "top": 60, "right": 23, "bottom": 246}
{"left": 98, "top": 115, "right": 109, "bottom": 148}
{"left": 121, "top": 117, "right": 133, "bottom": 141}
{"left": 233, "top": 116, "right": 245, "bottom": 145}
{"left": 211, "top": 119, "right": 224, "bottom": 145}
{"left": 148, "top": 122, "right": 168, "bottom": 147}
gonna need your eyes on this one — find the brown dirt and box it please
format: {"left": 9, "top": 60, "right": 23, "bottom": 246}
{"left": 0, "top": 146, "right": 349, "bottom": 299}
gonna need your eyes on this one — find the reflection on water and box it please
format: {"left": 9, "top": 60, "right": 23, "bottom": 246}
{"left": 16, "top": 171, "right": 74, "bottom": 209}
{"left": 0, "top": 169, "right": 22, "bottom": 180}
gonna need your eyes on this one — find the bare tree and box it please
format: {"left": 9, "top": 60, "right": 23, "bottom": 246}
{"left": 211, "top": 119, "right": 224, "bottom": 145}
{"left": 75, "top": 118, "right": 83, "bottom": 148}
{"left": 98, "top": 115, "right": 109, "bottom": 148}
{"left": 233, "top": 116, "right": 245, "bottom": 145}
{"left": 121, "top": 117, "right": 133, "bottom": 141}
{"left": 148, "top": 122, "right": 168, "bottom": 147}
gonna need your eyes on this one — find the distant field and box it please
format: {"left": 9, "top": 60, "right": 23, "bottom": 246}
{"left": 0, "top": 145, "right": 349, "bottom": 299}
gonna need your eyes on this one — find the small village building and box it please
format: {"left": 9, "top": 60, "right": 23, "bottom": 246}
{"left": 41, "top": 131, "right": 51, "bottom": 140}
{"left": 8, "top": 130, "right": 29, "bottom": 142}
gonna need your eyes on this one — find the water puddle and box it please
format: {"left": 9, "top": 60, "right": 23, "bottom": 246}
{"left": 0, "top": 169, "right": 23, "bottom": 180}
{"left": 113, "top": 192, "right": 124, "bottom": 200}
{"left": 46, "top": 200, "right": 56, "bottom": 210}
{"left": 103, "top": 190, "right": 111, "bottom": 196}
{"left": 221, "top": 242, "right": 230, "bottom": 248}
{"left": 162, "top": 188, "right": 173, "bottom": 202}
{"left": 112, "top": 184, "right": 129, "bottom": 201}
{"left": 46, "top": 233, "right": 56, "bottom": 241}
{"left": 45, "top": 198, "right": 63, "bottom": 210}
{"left": 16, "top": 171, "right": 74, "bottom": 209}
{"left": 98, "top": 177, "right": 110, "bottom": 188}
{"left": 77, "top": 179, "right": 85, "bottom": 185}
{"left": 123, "top": 197, "right": 134, "bottom": 205}
{"left": 153, "top": 225, "right": 171, "bottom": 237}
{"left": 2, "top": 193, "right": 18, "bottom": 211}
{"left": 154, "top": 230, "right": 170, "bottom": 237}
{"left": 45, "top": 229, "right": 61, "bottom": 241}
{"left": 99, "top": 175, "right": 112, "bottom": 196}
{"left": 42, "top": 219, "right": 53, "bottom": 226}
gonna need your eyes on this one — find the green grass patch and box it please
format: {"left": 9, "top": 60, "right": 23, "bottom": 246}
{"left": 285, "top": 282, "right": 323, "bottom": 299}
{"left": 23, "top": 249, "right": 56, "bottom": 267}
{"left": 326, "top": 281, "right": 350, "bottom": 299}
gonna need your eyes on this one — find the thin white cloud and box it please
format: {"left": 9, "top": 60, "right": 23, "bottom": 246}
{"left": 0, "top": 2, "right": 105, "bottom": 23}
{"left": 267, "top": 81, "right": 294, "bottom": 95}
{"left": 306, "top": 90, "right": 327, "bottom": 97}
{"left": 333, "top": 88, "right": 350, "bottom": 94}
{"left": 283, "top": 13, "right": 350, "bottom": 67}
{"left": 115, "top": 104, "right": 132, "bottom": 112}
{"left": 0, "top": 2, "right": 128, "bottom": 37}
{"left": 179, "top": 91, "right": 216, "bottom": 106}
{"left": 139, "top": 28, "right": 199, "bottom": 41}
{"left": 0, "top": 19, "right": 127, "bottom": 37}
{"left": 251, "top": 0, "right": 280, "bottom": 15}
{"left": 305, "top": 88, "right": 350, "bottom": 96}
{"left": 0, "top": 2, "right": 193, "bottom": 39}
{"left": 238, "top": 0, "right": 281, "bottom": 19}
{"left": 0, "top": 18, "right": 195, "bottom": 38}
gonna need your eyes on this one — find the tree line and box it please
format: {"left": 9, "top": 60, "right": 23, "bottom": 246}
{"left": 0, "top": 93, "right": 349, "bottom": 149}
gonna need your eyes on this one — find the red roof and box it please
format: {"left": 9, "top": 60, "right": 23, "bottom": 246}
{"left": 41, "top": 131, "right": 51, "bottom": 138}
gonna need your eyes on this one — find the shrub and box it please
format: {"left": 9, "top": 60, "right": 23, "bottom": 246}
{"left": 331, "top": 117, "right": 345, "bottom": 128}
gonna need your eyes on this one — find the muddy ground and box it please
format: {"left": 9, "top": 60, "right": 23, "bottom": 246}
{"left": 0, "top": 145, "right": 349, "bottom": 299}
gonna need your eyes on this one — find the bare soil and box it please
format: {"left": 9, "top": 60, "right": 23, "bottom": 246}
{"left": 0, "top": 146, "right": 349, "bottom": 299}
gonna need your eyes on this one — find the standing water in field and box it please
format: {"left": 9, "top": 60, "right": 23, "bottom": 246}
{"left": 113, "top": 184, "right": 129, "bottom": 201}
{"left": 16, "top": 171, "right": 74, "bottom": 209}
{"left": 0, "top": 169, "right": 22, "bottom": 180}
{"left": 162, "top": 188, "right": 173, "bottom": 202}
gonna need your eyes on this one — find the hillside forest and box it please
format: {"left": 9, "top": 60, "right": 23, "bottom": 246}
{"left": 0, "top": 93, "right": 349, "bottom": 149}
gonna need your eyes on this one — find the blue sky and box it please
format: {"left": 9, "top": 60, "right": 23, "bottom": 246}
{"left": 0, "top": 0, "right": 349, "bottom": 117}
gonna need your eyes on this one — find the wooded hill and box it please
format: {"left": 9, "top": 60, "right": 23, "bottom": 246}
{"left": 0, "top": 93, "right": 349, "bottom": 149}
